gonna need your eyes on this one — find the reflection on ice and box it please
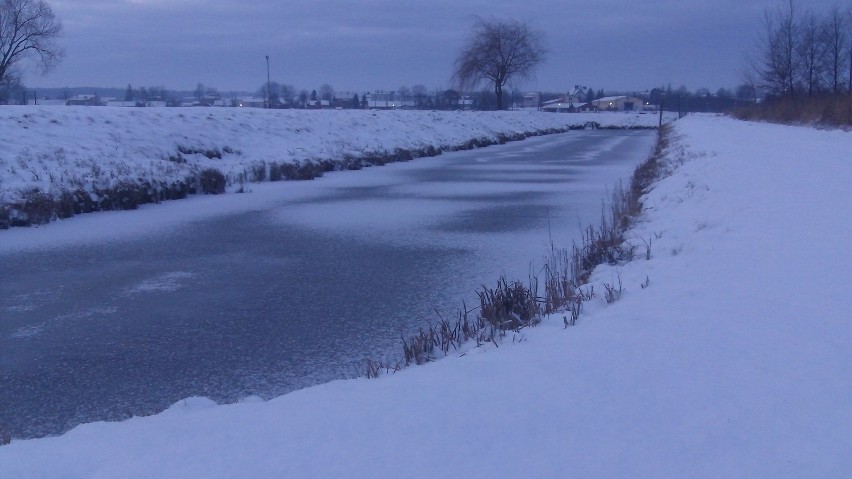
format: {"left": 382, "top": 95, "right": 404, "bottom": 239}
{"left": 125, "top": 272, "right": 196, "bottom": 294}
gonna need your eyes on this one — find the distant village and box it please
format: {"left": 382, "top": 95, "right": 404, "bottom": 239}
{"left": 5, "top": 84, "right": 747, "bottom": 113}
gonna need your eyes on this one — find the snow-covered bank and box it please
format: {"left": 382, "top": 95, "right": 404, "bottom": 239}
{"left": 0, "top": 107, "right": 670, "bottom": 227}
{"left": 2, "top": 115, "right": 849, "bottom": 478}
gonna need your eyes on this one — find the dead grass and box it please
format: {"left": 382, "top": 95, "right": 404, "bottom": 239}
{"left": 732, "top": 95, "right": 852, "bottom": 127}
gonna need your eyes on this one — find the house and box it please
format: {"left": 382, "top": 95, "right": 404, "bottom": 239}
{"left": 566, "top": 86, "right": 588, "bottom": 104}
{"left": 26, "top": 99, "right": 66, "bottom": 106}
{"left": 238, "top": 97, "right": 266, "bottom": 108}
{"left": 590, "top": 95, "right": 645, "bottom": 112}
{"left": 523, "top": 92, "right": 541, "bottom": 109}
{"left": 541, "top": 98, "right": 572, "bottom": 113}
{"left": 106, "top": 100, "right": 137, "bottom": 107}
{"left": 66, "top": 94, "right": 101, "bottom": 106}
{"left": 367, "top": 92, "right": 414, "bottom": 109}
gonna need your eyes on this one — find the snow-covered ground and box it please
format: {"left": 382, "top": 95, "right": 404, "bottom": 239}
{"left": 1, "top": 114, "right": 850, "bottom": 478}
{"left": 0, "top": 107, "right": 666, "bottom": 209}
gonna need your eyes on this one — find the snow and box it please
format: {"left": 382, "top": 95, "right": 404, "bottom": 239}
{"left": 0, "top": 107, "right": 666, "bottom": 207}
{"left": 1, "top": 114, "right": 850, "bottom": 478}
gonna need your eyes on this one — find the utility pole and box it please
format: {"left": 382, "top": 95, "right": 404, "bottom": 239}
{"left": 265, "top": 55, "right": 271, "bottom": 109}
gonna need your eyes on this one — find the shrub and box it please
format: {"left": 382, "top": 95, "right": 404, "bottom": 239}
{"left": 269, "top": 162, "right": 285, "bottom": 182}
{"left": 56, "top": 190, "right": 76, "bottom": 219}
{"left": 176, "top": 145, "right": 225, "bottom": 159}
{"left": 0, "top": 206, "right": 9, "bottom": 229}
{"left": 101, "top": 181, "right": 146, "bottom": 210}
{"left": 71, "top": 189, "right": 97, "bottom": 214}
{"left": 199, "top": 168, "right": 227, "bottom": 194}
{"left": 161, "top": 180, "right": 190, "bottom": 200}
{"left": 203, "top": 148, "right": 222, "bottom": 160}
{"left": 341, "top": 155, "right": 364, "bottom": 170}
{"left": 17, "top": 189, "right": 55, "bottom": 225}
{"left": 391, "top": 148, "right": 414, "bottom": 162}
{"left": 248, "top": 162, "right": 267, "bottom": 182}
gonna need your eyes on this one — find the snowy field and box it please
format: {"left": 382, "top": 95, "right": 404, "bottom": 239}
{"left": 0, "top": 107, "right": 666, "bottom": 211}
{"left": 1, "top": 114, "right": 850, "bottom": 477}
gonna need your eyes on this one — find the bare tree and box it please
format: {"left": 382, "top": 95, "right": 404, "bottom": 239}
{"left": 735, "top": 82, "right": 758, "bottom": 103}
{"left": 453, "top": 18, "right": 545, "bottom": 110}
{"left": 0, "top": 69, "right": 23, "bottom": 103}
{"left": 0, "top": 0, "right": 62, "bottom": 84}
{"left": 398, "top": 85, "right": 410, "bottom": 104}
{"left": 257, "top": 81, "right": 280, "bottom": 104}
{"left": 822, "top": 5, "right": 849, "bottom": 93}
{"left": 797, "top": 11, "right": 828, "bottom": 96}
{"left": 279, "top": 83, "right": 295, "bottom": 106}
{"left": 411, "top": 84, "right": 427, "bottom": 108}
{"left": 318, "top": 83, "right": 334, "bottom": 102}
{"left": 750, "top": 0, "right": 798, "bottom": 96}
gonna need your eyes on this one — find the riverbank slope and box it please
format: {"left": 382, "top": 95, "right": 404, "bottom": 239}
{"left": 1, "top": 114, "right": 849, "bottom": 478}
{"left": 0, "top": 108, "right": 667, "bottom": 227}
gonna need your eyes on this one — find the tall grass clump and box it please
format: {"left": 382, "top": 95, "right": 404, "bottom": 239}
{"left": 199, "top": 168, "right": 227, "bottom": 194}
{"left": 732, "top": 95, "right": 852, "bottom": 127}
{"left": 477, "top": 277, "right": 540, "bottom": 331}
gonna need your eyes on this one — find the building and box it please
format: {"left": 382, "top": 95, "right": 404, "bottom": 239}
{"left": 539, "top": 86, "right": 594, "bottom": 112}
{"left": 367, "top": 92, "right": 414, "bottom": 109}
{"left": 238, "top": 97, "right": 266, "bottom": 108}
{"left": 106, "top": 100, "right": 137, "bottom": 107}
{"left": 25, "top": 99, "right": 66, "bottom": 106}
{"left": 522, "top": 92, "right": 541, "bottom": 109}
{"left": 66, "top": 94, "right": 101, "bottom": 106}
{"left": 590, "top": 96, "right": 645, "bottom": 112}
{"left": 540, "top": 98, "right": 583, "bottom": 113}
{"left": 566, "top": 86, "right": 589, "bottom": 104}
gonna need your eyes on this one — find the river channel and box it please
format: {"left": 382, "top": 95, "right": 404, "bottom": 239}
{"left": 0, "top": 129, "right": 656, "bottom": 438}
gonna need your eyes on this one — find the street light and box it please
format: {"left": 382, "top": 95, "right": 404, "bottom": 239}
{"left": 265, "top": 55, "right": 271, "bottom": 109}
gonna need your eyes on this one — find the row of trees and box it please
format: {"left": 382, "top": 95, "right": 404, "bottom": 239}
{"left": 254, "top": 82, "right": 481, "bottom": 110}
{"left": 256, "top": 82, "right": 337, "bottom": 107}
{"left": 748, "top": 1, "right": 851, "bottom": 97}
{"left": 124, "top": 84, "right": 170, "bottom": 103}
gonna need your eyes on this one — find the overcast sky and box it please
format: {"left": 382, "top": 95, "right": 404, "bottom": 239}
{"left": 26, "top": 0, "right": 844, "bottom": 94}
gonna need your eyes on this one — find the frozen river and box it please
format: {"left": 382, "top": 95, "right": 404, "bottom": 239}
{"left": 0, "top": 130, "right": 656, "bottom": 439}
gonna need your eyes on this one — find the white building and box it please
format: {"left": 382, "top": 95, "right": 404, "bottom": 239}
{"left": 590, "top": 96, "right": 645, "bottom": 112}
